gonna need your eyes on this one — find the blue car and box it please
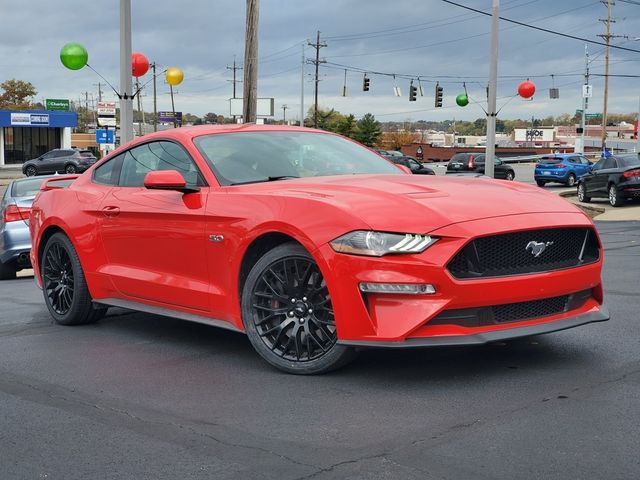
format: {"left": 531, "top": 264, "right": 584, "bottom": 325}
{"left": 0, "top": 175, "right": 65, "bottom": 279}
{"left": 534, "top": 154, "right": 593, "bottom": 187}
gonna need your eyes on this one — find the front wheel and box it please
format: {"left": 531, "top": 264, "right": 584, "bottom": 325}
{"left": 505, "top": 171, "right": 515, "bottom": 181}
{"left": 241, "top": 243, "right": 356, "bottom": 374}
{"left": 41, "top": 232, "right": 106, "bottom": 325}
{"left": 609, "top": 184, "right": 624, "bottom": 207}
{"left": 64, "top": 164, "right": 77, "bottom": 174}
{"left": 577, "top": 183, "right": 591, "bottom": 203}
{"left": 25, "top": 165, "right": 37, "bottom": 177}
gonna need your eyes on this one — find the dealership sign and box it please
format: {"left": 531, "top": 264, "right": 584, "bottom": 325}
{"left": 10, "top": 113, "right": 50, "bottom": 126}
{"left": 46, "top": 99, "right": 70, "bottom": 111}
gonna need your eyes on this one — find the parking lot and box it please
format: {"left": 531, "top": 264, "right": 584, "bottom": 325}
{"left": 1, "top": 219, "right": 639, "bottom": 479}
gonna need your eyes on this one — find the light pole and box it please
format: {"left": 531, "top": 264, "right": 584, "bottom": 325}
{"left": 485, "top": 0, "right": 500, "bottom": 179}
{"left": 119, "top": 0, "right": 134, "bottom": 145}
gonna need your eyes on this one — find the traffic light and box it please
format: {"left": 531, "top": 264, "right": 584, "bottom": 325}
{"left": 363, "top": 75, "right": 370, "bottom": 92}
{"left": 409, "top": 83, "right": 417, "bottom": 102}
{"left": 435, "top": 83, "right": 443, "bottom": 108}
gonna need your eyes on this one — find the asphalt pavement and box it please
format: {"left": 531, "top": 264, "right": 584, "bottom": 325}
{"left": 1, "top": 220, "right": 639, "bottom": 479}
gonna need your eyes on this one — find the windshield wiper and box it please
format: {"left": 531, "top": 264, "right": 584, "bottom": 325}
{"left": 228, "top": 175, "right": 300, "bottom": 186}
{"left": 267, "top": 175, "right": 299, "bottom": 181}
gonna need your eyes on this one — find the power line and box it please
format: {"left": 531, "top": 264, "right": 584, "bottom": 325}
{"left": 440, "top": 0, "right": 640, "bottom": 53}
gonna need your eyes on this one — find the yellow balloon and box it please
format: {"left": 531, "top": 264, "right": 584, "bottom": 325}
{"left": 165, "top": 67, "right": 184, "bottom": 86}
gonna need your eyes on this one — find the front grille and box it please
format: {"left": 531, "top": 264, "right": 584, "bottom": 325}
{"left": 447, "top": 227, "right": 599, "bottom": 279}
{"left": 428, "top": 290, "right": 591, "bottom": 328}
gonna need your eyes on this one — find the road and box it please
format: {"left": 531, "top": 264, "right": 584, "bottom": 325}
{"left": 1, "top": 221, "right": 638, "bottom": 480}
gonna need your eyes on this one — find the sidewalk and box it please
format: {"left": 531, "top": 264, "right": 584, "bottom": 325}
{"left": 559, "top": 189, "right": 640, "bottom": 221}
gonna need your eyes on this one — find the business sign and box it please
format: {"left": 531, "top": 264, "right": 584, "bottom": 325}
{"left": 514, "top": 128, "right": 554, "bottom": 142}
{"left": 585, "top": 113, "right": 602, "bottom": 119}
{"left": 46, "top": 99, "right": 70, "bottom": 111}
{"left": 229, "top": 98, "right": 275, "bottom": 117}
{"left": 97, "top": 102, "right": 117, "bottom": 115}
{"left": 158, "top": 111, "right": 182, "bottom": 125}
{"left": 96, "top": 129, "right": 115, "bottom": 144}
{"left": 10, "top": 113, "right": 50, "bottom": 126}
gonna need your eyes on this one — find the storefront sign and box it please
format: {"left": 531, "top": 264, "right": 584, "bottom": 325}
{"left": 10, "top": 113, "right": 50, "bottom": 126}
{"left": 158, "top": 111, "right": 182, "bottom": 125}
{"left": 46, "top": 99, "right": 70, "bottom": 111}
{"left": 96, "top": 129, "right": 115, "bottom": 144}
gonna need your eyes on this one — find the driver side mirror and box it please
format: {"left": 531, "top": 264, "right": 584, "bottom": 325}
{"left": 144, "top": 170, "right": 200, "bottom": 193}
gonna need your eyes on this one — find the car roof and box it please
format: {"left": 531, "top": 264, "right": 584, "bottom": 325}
{"left": 540, "top": 153, "right": 577, "bottom": 159}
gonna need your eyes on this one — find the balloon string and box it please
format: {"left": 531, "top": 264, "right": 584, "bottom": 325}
{"left": 85, "top": 64, "right": 120, "bottom": 98}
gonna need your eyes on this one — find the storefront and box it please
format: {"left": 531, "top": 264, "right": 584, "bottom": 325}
{"left": 0, "top": 110, "right": 77, "bottom": 166}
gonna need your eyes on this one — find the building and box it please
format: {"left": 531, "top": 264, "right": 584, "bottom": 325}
{"left": 0, "top": 109, "right": 77, "bottom": 166}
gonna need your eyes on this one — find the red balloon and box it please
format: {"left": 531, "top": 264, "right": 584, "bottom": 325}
{"left": 518, "top": 80, "right": 536, "bottom": 99}
{"left": 132, "top": 52, "right": 149, "bottom": 77}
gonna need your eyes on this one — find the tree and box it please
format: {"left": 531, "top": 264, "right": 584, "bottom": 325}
{"left": 333, "top": 114, "right": 357, "bottom": 138}
{"left": 203, "top": 112, "right": 218, "bottom": 124}
{"left": 383, "top": 131, "right": 416, "bottom": 150}
{"left": 354, "top": 113, "right": 382, "bottom": 147}
{"left": 0, "top": 79, "right": 37, "bottom": 110}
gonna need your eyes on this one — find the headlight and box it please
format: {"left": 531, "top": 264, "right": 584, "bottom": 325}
{"left": 330, "top": 231, "right": 438, "bottom": 257}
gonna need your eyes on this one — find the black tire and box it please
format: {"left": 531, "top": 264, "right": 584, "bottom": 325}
{"left": 577, "top": 183, "right": 590, "bottom": 203}
{"left": 41, "top": 232, "right": 107, "bottom": 325}
{"left": 241, "top": 242, "right": 356, "bottom": 374}
{"left": 608, "top": 184, "right": 624, "bottom": 207}
{"left": 536, "top": 180, "right": 546, "bottom": 187}
{"left": 566, "top": 173, "right": 576, "bottom": 187}
{"left": 64, "top": 164, "right": 77, "bottom": 174}
{"left": 505, "top": 170, "right": 515, "bottom": 181}
{"left": 25, "top": 165, "right": 37, "bottom": 177}
{"left": 0, "top": 260, "right": 17, "bottom": 280}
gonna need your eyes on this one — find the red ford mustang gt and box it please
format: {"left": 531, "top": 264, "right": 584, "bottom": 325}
{"left": 30, "top": 125, "right": 609, "bottom": 374}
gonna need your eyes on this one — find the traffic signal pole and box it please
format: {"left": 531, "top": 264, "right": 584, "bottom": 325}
{"left": 485, "top": 0, "right": 500, "bottom": 179}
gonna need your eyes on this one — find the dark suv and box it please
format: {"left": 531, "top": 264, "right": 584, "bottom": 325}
{"left": 22, "top": 149, "right": 97, "bottom": 176}
{"left": 446, "top": 152, "right": 515, "bottom": 180}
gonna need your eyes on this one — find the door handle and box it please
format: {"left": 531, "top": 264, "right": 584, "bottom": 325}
{"left": 102, "top": 206, "right": 120, "bottom": 217}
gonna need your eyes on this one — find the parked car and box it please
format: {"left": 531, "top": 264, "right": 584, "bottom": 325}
{"left": 381, "top": 150, "right": 404, "bottom": 158}
{"left": 22, "top": 148, "right": 97, "bottom": 176}
{"left": 0, "top": 175, "right": 72, "bottom": 279}
{"left": 534, "top": 154, "right": 593, "bottom": 187}
{"left": 446, "top": 153, "right": 515, "bottom": 180}
{"left": 389, "top": 155, "right": 435, "bottom": 175}
{"left": 576, "top": 153, "right": 640, "bottom": 207}
{"left": 30, "top": 125, "right": 607, "bottom": 374}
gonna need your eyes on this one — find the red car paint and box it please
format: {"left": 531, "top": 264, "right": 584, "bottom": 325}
{"left": 30, "top": 125, "right": 608, "bottom": 365}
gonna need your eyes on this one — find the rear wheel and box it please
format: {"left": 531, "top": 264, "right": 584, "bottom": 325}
{"left": 25, "top": 165, "right": 37, "bottom": 177}
{"left": 577, "top": 183, "right": 590, "bottom": 203}
{"left": 608, "top": 184, "right": 624, "bottom": 207}
{"left": 505, "top": 170, "right": 515, "bottom": 181}
{"left": 41, "top": 232, "right": 106, "bottom": 325}
{"left": 566, "top": 173, "right": 576, "bottom": 187}
{"left": 0, "top": 260, "right": 17, "bottom": 280}
{"left": 64, "top": 164, "right": 77, "bottom": 174}
{"left": 241, "top": 243, "right": 356, "bottom": 374}
{"left": 536, "top": 180, "right": 546, "bottom": 187}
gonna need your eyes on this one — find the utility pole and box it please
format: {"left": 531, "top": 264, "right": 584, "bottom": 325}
{"left": 598, "top": 0, "right": 622, "bottom": 152}
{"left": 308, "top": 31, "right": 327, "bottom": 128}
{"left": 119, "top": 0, "right": 134, "bottom": 145}
{"left": 85, "top": 91, "right": 89, "bottom": 111}
{"left": 282, "top": 104, "right": 288, "bottom": 123}
{"left": 227, "top": 56, "right": 243, "bottom": 122}
{"left": 578, "top": 45, "right": 589, "bottom": 154}
{"left": 135, "top": 77, "right": 143, "bottom": 136}
{"left": 93, "top": 82, "right": 103, "bottom": 102}
{"left": 300, "top": 43, "right": 305, "bottom": 126}
{"left": 151, "top": 62, "right": 158, "bottom": 132}
{"left": 485, "top": 0, "right": 500, "bottom": 178}
{"left": 243, "top": 0, "right": 259, "bottom": 123}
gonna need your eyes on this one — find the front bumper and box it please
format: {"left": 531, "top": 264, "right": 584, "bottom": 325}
{"left": 319, "top": 212, "right": 607, "bottom": 345}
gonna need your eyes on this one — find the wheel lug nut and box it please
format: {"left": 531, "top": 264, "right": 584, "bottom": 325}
{"left": 308, "top": 308, "right": 313, "bottom": 314}
{"left": 288, "top": 311, "right": 294, "bottom": 317}
{"left": 299, "top": 318, "right": 305, "bottom": 324}
{"left": 302, "top": 297, "right": 307, "bottom": 301}
{"left": 291, "top": 298, "right": 296, "bottom": 303}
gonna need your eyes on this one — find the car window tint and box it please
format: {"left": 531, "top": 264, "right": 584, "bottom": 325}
{"left": 602, "top": 158, "right": 615, "bottom": 169}
{"left": 119, "top": 145, "right": 160, "bottom": 187}
{"left": 93, "top": 154, "right": 123, "bottom": 185}
{"left": 616, "top": 155, "right": 640, "bottom": 168}
{"left": 591, "top": 159, "right": 604, "bottom": 170}
{"left": 147, "top": 141, "right": 204, "bottom": 186}
{"left": 11, "top": 177, "right": 48, "bottom": 197}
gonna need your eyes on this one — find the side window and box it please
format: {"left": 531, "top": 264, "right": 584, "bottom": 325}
{"left": 580, "top": 156, "right": 591, "bottom": 165}
{"left": 602, "top": 158, "right": 615, "bottom": 169}
{"left": 118, "top": 141, "right": 204, "bottom": 187}
{"left": 93, "top": 154, "right": 123, "bottom": 185}
{"left": 591, "top": 159, "right": 604, "bottom": 171}
{"left": 568, "top": 156, "right": 579, "bottom": 164}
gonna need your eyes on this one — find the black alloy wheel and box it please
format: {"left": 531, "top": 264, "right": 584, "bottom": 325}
{"left": 566, "top": 173, "right": 576, "bottom": 187}
{"left": 242, "top": 243, "right": 355, "bottom": 374}
{"left": 65, "top": 164, "right": 77, "bottom": 174}
{"left": 41, "top": 233, "right": 106, "bottom": 325}
{"left": 25, "top": 165, "right": 37, "bottom": 176}
{"left": 577, "top": 183, "right": 590, "bottom": 202}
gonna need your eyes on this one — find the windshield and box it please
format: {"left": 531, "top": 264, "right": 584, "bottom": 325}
{"left": 194, "top": 131, "right": 400, "bottom": 186}
{"left": 11, "top": 177, "right": 48, "bottom": 197}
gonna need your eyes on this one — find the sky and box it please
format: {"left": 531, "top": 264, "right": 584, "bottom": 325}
{"left": 1, "top": 0, "right": 639, "bottom": 123}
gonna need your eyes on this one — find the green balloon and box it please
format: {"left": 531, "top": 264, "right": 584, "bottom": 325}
{"left": 456, "top": 94, "right": 469, "bottom": 107}
{"left": 60, "top": 43, "right": 88, "bottom": 70}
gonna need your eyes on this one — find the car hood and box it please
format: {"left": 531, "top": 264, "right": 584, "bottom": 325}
{"left": 242, "top": 174, "right": 583, "bottom": 233}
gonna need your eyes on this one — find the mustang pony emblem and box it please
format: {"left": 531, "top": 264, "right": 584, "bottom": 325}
{"left": 526, "top": 240, "right": 554, "bottom": 257}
